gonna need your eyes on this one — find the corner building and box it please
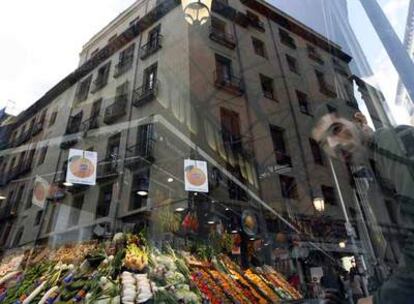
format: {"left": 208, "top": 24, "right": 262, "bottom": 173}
{"left": 0, "top": 0, "right": 402, "bottom": 294}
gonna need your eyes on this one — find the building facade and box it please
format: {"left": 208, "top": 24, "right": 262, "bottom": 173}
{"left": 0, "top": 0, "right": 402, "bottom": 289}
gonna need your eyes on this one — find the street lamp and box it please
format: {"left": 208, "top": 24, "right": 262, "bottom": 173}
{"left": 313, "top": 197, "right": 325, "bottom": 213}
{"left": 181, "top": 0, "right": 212, "bottom": 25}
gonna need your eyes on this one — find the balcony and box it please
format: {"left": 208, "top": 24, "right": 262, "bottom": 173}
{"left": 60, "top": 114, "right": 82, "bottom": 149}
{"left": 6, "top": 165, "right": 21, "bottom": 182}
{"left": 140, "top": 35, "right": 162, "bottom": 60}
{"left": 91, "top": 77, "right": 108, "bottom": 93}
{"left": 275, "top": 151, "right": 292, "bottom": 167}
{"left": 97, "top": 156, "right": 119, "bottom": 181}
{"left": 81, "top": 116, "right": 99, "bottom": 133}
{"left": 209, "top": 27, "right": 236, "bottom": 49}
{"left": 214, "top": 70, "right": 244, "bottom": 95}
{"left": 15, "top": 130, "right": 31, "bottom": 146}
{"left": 104, "top": 95, "right": 128, "bottom": 124}
{"left": 319, "top": 82, "right": 337, "bottom": 98}
{"left": 125, "top": 141, "right": 155, "bottom": 169}
{"left": 19, "top": 158, "right": 33, "bottom": 176}
{"left": 308, "top": 53, "right": 324, "bottom": 65}
{"left": 0, "top": 203, "right": 17, "bottom": 221}
{"left": 132, "top": 81, "right": 159, "bottom": 107}
{"left": 114, "top": 59, "right": 133, "bottom": 78}
{"left": 346, "top": 100, "right": 359, "bottom": 109}
{"left": 247, "top": 16, "right": 265, "bottom": 32}
{"left": 31, "top": 120, "right": 44, "bottom": 137}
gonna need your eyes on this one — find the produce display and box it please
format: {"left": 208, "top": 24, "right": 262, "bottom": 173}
{"left": 0, "top": 233, "right": 302, "bottom": 303}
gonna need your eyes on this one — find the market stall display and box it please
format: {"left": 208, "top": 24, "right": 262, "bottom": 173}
{"left": 0, "top": 233, "right": 302, "bottom": 303}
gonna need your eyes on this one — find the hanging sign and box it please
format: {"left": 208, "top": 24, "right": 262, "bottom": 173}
{"left": 32, "top": 175, "right": 50, "bottom": 208}
{"left": 184, "top": 159, "right": 208, "bottom": 193}
{"left": 66, "top": 149, "right": 97, "bottom": 185}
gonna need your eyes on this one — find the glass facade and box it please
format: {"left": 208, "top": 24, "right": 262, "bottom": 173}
{"left": 0, "top": 0, "right": 413, "bottom": 303}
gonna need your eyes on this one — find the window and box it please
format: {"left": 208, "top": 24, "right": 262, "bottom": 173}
{"left": 315, "top": 70, "right": 336, "bottom": 97}
{"left": 279, "top": 175, "right": 297, "bottom": 199}
{"left": 279, "top": 29, "right": 296, "bottom": 48}
{"left": 260, "top": 74, "right": 276, "bottom": 100}
{"left": 136, "top": 124, "right": 154, "bottom": 157}
{"left": 270, "top": 125, "right": 286, "bottom": 154}
{"left": 296, "top": 90, "right": 311, "bottom": 115}
{"left": 252, "top": 37, "right": 266, "bottom": 58}
{"left": 9, "top": 156, "right": 16, "bottom": 171}
{"left": 211, "top": 16, "right": 226, "bottom": 32}
{"left": 309, "top": 138, "right": 324, "bottom": 165}
{"left": 37, "top": 145, "right": 48, "bottom": 166}
{"left": 148, "top": 25, "right": 161, "bottom": 48}
{"left": 96, "top": 184, "right": 113, "bottom": 218}
{"left": 25, "top": 187, "right": 32, "bottom": 210}
{"left": 115, "top": 44, "right": 135, "bottom": 76}
{"left": 107, "top": 133, "right": 121, "bottom": 159}
{"left": 221, "top": 108, "right": 242, "bottom": 152}
{"left": 13, "top": 184, "right": 24, "bottom": 207}
{"left": 270, "top": 125, "right": 291, "bottom": 166}
{"left": 34, "top": 210, "right": 43, "bottom": 226}
{"left": 307, "top": 45, "right": 324, "bottom": 64}
{"left": 286, "top": 54, "right": 298, "bottom": 74}
{"left": 215, "top": 54, "right": 233, "bottom": 82}
{"left": 75, "top": 75, "right": 92, "bottom": 103}
{"left": 322, "top": 185, "right": 337, "bottom": 205}
{"left": 68, "top": 195, "right": 84, "bottom": 227}
{"left": 143, "top": 63, "right": 158, "bottom": 91}
{"left": 115, "top": 81, "right": 129, "bottom": 103}
{"left": 91, "top": 99, "right": 102, "bottom": 118}
{"left": 93, "top": 62, "right": 111, "bottom": 91}
{"left": 49, "top": 111, "right": 57, "bottom": 127}
{"left": 246, "top": 11, "right": 264, "bottom": 30}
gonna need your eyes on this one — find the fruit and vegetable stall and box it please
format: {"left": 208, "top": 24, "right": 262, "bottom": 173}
{"left": 0, "top": 233, "right": 302, "bottom": 303}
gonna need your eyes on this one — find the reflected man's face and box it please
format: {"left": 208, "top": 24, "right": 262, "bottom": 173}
{"left": 312, "top": 113, "right": 364, "bottom": 162}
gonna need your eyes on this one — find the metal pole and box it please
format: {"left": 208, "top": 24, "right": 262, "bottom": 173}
{"left": 359, "top": 0, "right": 414, "bottom": 104}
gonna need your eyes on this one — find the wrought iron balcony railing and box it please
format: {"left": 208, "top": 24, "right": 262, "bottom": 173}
{"left": 104, "top": 95, "right": 128, "bottom": 124}
{"left": 319, "top": 82, "right": 337, "bottom": 98}
{"left": 91, "top": 77, "right": 108, "bottom": 93}
{"left": 275, "top": 151, "right": 292, "bottom": 167}
{"left": 31, "top": 120, "right": 44, "bottom": 137}
{"left": 140, "top": 35, "right": 162, "bottom": 60}
{"left": 97, "top": 156, "right": 119, "bottom": 180}
{"left": 113, "top": 58, "right": 133, "bottom": 78}
{"left": 132, "top": 80, "right": 159, "bottom": 107}
{"left": 213, "top": 70, "right": 244, "bottom": 95}
{"left": 125, "top": 140, "right": 155, "bottom": 169}
{"left": 15, "top": 130, "right": 31, "bottom": 146}
{"left": 209, "top": 27, "right": 236, "bottom": 49}
{"left": 81, "top": 115, "right": 99, "bottom": 132}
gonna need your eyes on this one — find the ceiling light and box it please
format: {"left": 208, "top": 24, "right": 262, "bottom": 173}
{"left": 231, "top": 230, "right": 238, "bottom": 234}
{"left": 0, "top": 195, "right": 6, "bottom": 200}
{"left": 339, "top": 241, "right": 346, "bottom": 248}
{"left": 63, "top": 182, "right": 74, "bottom": 187}
{"left": 137, "top": 190, "right": 148, "bottom": 196}
{"left": 225, "top": 207, "right": 230, "bottom": 211}
{"left": 250, "top": 237, "right": 255, "bottom": 241}
{"left": 167, "top": 177, "right": 174, "bottom": 183}
{"left": 207, "top": 220, "right": 215, "bottom": 225}
{"left": 175, "top": 207, "right": 186, "bottom": 212}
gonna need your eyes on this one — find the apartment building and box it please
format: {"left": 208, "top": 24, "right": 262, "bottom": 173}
{"left": 0, "top": 0, "right": 401, "bottom": 280}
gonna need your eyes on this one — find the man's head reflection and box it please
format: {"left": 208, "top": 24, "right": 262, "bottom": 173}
{"left": 311, "top": 100, "right": 372, "bottom": 163}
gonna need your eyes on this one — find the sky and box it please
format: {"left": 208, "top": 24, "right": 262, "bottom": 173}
{"left": 0, "top": 0, "right": 411, "bottom": 124}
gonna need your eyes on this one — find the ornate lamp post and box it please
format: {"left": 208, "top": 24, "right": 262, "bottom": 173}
{"left": 181, "top": 0, "right": 212, "bottom": 25}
